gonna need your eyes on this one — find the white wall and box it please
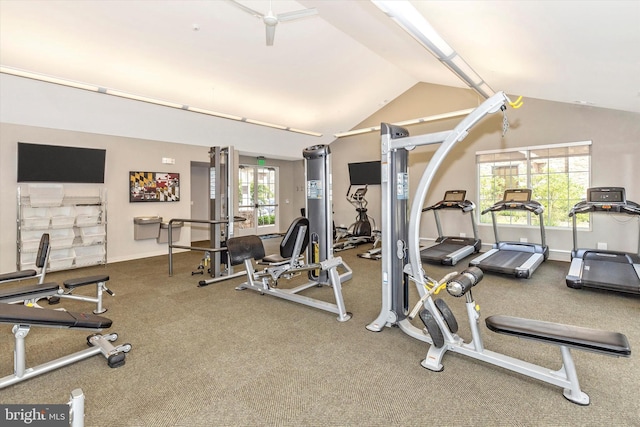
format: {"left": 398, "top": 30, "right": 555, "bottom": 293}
{"left": 0, "top": 74, "right": 322, "bottom": 160}
{"left": 0, "top": 123, "right": 210, "bottom": 272}
{"left": 0, "top": 76, "right": 313, "bottom": 273}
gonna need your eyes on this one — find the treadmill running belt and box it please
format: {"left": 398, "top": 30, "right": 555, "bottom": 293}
{"left": 582, "top": 260, "right": 640, "bottom": 292}
{"left": 421, "top": 242, "right": 465, "bottom": 261}
{"left": 476, "top": 250, "right": 533, "bottom": 274}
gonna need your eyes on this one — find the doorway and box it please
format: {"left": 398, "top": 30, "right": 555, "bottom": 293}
{"left": 236, "top": 165, "right": 279, "bottom": 236}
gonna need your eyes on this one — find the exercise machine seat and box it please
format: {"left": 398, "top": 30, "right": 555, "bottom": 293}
{"left": 262, "top": 217, "right": 309, "bottom": 264}
{"left": 227, "top": 235, "right": 266, "bottom": 266}
{"left": 0, "top": 303, "right": 112, "bottom": 329}
{"left": 486, "top": 315, "right": 630, "bottom": 356}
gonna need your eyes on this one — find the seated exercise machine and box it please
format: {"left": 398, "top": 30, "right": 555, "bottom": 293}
{"left": 566, "top": 186, "right": 640, "bottom": 294}
{"left": 0, "top": 233, "right": 114, "bottom": 313}
{"left": 367, "top": 92, "right": 631, "bottom": 405}
{"left": 0, "top": 303, "right": 131, "bottom": 389}
{"left": 228, "top": 217, "right": 351, "bottom": 321}
{"left": 334, "top": 186, "right": 377, "bottom": 252}
{"left": 420, "top": 190, "right": 481, "bottom": 266}
{"left": 469, "top": 188, "right": 549, "bottom": 278}
{"left": 227, "top": 145, "right": 352, "bottom": 321}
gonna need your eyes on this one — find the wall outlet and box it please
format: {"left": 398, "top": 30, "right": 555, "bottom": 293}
{"left": 520, "top": 237, "right": 528, "bottom": 243}
{"left": 597, "top": 242, "right": 608, "bottom": 250}
{"left": 459, "top": 232, "right": 466, "bottom": 238}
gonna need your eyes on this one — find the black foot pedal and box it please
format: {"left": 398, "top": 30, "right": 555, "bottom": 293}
{"left": 419, "top": 309, "right": 444, "bottom": 348}
{"left": 434, "top": 298, "right": 459, "bottom": 333}
{"left": 47, "top": 296, "right": 60, "bottom": 305}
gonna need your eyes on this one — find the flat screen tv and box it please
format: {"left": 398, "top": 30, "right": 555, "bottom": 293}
{"left": 348, "top": 161, "right": 381, "bottom": 186}
{"left": 17, "top": 142, "right": 106, "bottom": 183}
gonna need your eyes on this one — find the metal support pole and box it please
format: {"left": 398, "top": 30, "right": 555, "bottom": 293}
{"left": 69, "top": 389, "right": 85, "bottom": 427}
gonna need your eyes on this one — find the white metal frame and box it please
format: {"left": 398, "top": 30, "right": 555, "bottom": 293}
{"left": 366, "top": 92, "right": 628, "bottom": 405}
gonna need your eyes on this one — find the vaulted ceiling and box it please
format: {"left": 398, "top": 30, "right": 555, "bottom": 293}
{"left": 1, "top": 1, "right": 638, "bottom": 156}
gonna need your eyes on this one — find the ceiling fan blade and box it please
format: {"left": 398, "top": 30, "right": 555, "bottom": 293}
{"left": 226, "top": 0, "right": 264, "bottom": 18}
{"left": 277, "top": 8, "right": 318, "bottom": 22}
{"left": 265, "top": 24, "right": 276, "bottom": 46}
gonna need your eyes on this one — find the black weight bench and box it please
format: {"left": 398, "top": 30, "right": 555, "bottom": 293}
{"left": 485, "top": 314, "right": 631, "bottom": 405}
{"left": 0, "top": 304, "right": 131, "bottom": 389}
{"left": 0, "top": 269, "right": 39, "bottom": 282}
{"left": 0, "top": 282, "right": 60, "bottom": 304}
{"left": 0, "top": 301, "right": 112, "bottom": 329}
{"left": 1, "top": 234, "right": 114, "bottom": 313}
{"left": 60, "top": 274, "right": 113, "bottom": 314}
{"left": 486, "top": 315, "right": 631, "bottom": 357}
{"left": 0, "top": 234, "right": 50, "bottom": 286}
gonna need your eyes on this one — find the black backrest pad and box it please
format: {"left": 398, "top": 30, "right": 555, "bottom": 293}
{"left": 0, "top": 303, "right": 112, "bottom": 329}
{"left": 36, "top": 233, "right": 50, "bottom": 268}
{"left": 281, "top": 217, "right": 310, "bottom": 259}
{"left": 226, "top": 235, "right": 266, "bottom": 266}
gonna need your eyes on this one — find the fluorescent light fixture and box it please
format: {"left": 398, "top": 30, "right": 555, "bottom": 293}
{"left": 372, "top": 1, "right": 454, "bottom": 58}
{"left": 334, "top": 108, "right": 474, "bottom": 138}
{"left": 245, "top": 118, "right": 288, "bottom": 130}
{"left": 0, "top": 66, "right": 101, "bottom": 92}
{"left": 0, "top": 65, "right": 322, "bottom": 137}
{"left": 449, "top": 56, "right": 482, "bottom": 86}
{"left": 285, "top": 127, "right": 324, "bottom": 137}
{"left": 372, "top": 0, "right": 495, "bottom": 99}
{"left": 105, "top": 89, "right": 185, "bottom": 109}
{"left": 187, "top": 106, "right": 243, "bottom": 121}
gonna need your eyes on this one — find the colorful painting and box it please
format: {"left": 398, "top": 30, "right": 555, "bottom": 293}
{"left": 130, "top": 171, "right": 180, "bottom": 202}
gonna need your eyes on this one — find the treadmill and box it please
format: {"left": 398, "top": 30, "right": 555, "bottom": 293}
{"left": 469, "top": 188, "right": 549, "bottom": 278}
{"left": 566, "top": 186, "right": 640, "bottom": 295}
{"left": 420, "top": 190, "right": 481, "bottom": 266}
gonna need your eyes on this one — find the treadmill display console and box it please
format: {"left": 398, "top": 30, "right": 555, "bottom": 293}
{"left": 503, "top": 189, "right": 531, "bottom": 202}
{"left": 444, "top": 190, "right": 466, "bottom": 202}
{"left": 587, "top": 187, "right": 626, "bottom": 204}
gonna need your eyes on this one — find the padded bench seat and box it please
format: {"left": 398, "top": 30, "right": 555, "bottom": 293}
{"left": 0, "top": 282, "right": 60, "bottom": 304}
{"left": 486, "top": 315, "right": 631, "bottom": 356}
{"left": 64, "top": 275, "right": 109, "bottom": 289}
{"left": 0, "top": 303, "right": 112, "bottom": 329}
{"left": 0, "top": 270, "right": 37, "bottom": 282}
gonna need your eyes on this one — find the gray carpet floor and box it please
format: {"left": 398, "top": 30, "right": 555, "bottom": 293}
{"left": 1, "top": 239, "right": 639, "bottom": 426}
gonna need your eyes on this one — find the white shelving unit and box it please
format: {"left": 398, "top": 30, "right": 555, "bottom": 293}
{"left": 17, "top": 184, "right": 107, "bottom": 271}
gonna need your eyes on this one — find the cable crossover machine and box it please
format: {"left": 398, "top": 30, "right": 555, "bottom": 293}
{"left": 366, "top": 92, "right": 630, "bottom": 405}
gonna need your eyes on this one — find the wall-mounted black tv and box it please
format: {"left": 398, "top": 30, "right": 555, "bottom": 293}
{"left": 348, "top": 161, "right": 381, "bottom": 186}
{"left": 17, "top": 142, "right": 106, "bottom": 183}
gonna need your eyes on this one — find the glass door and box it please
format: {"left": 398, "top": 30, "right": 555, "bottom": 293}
{"left": 236, "top": 165, "right": 278, "bottom": 236}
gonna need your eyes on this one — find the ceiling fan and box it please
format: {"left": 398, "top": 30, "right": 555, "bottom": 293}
{"left": 226, "top": 0, "right": 318, "bottom": 46}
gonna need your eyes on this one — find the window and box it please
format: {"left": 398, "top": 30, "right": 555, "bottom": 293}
{"left": 237, "top": 165, "right": 278, "bottom": 231}
{"left": 477, "top": 141, "right": 591, "bottom": 228}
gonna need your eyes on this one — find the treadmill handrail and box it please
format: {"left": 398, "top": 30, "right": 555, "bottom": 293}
{"left": 481, "top": 200, "right": 544, "bottom": 215}
{"left": 569, "top": 199, "right": 640, "bottom": 217}
{"left": 422, "top": 199, "right": 476, "bottom": 213}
